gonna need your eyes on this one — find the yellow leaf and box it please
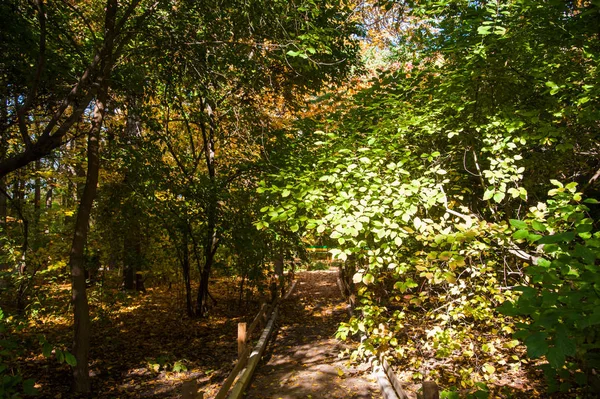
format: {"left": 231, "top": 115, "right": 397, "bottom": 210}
{"left": 484, "top": 364, "right": 495, "bottom": 374}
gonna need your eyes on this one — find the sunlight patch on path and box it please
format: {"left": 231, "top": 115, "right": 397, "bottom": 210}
{"left": 243, "top": 269, "right": 380, "bottom": 399}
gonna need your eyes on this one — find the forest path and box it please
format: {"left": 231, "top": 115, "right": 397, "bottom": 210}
{"left": 243, "top": 269, "right": 380, "bottom": 399}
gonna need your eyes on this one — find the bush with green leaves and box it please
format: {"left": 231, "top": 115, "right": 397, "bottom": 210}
{"left": 500, "top": 183, "right": 600, "bottom": 393}
{"left": 0, "top": 308, "right": 37, "bottom": 398}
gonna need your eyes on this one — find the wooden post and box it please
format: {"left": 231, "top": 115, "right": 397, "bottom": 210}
{"left": 261, "top": 304, "right": 269, "bottom": 326}
{"left": 228, "top": 307, "right": 280, "bottom": 399}
{"left": 422, "top": 381, "right": 439, "bottom": 399}
{"left": 182, "top": 379, "right": 201, "bottom": 399}
{"left": 237, "top": 322, "right": 247, "bottom": 359}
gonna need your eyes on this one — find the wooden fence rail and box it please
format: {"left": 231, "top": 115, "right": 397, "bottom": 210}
{"left": 213, "top": 303, "right": 273, "bottom": 399}
{"left": 209, "top": 280, "right": 296, "bottom": 399}
{"left": 336, "top": 267, "right": 439, "bottom": 399}
{"left": 179, "top": 300, "right": 276, "bottom": 399}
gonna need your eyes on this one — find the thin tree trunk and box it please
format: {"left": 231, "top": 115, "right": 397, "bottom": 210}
{"left": 69, "top": 73, "right": 109, "bottom": 396}
{"left": 34, "top": 159, "right": 41, "bottom": 248}
{"left": 0, "top": 96, "right": 7, "bottom": 232}
{"left": 122, "top": 95, "right": 142, "bottom": 290}
{"left": 196, "top": 98, "right": 219, "bottom": 317}
{"left": 182, "top": 229, "right": 194, "bottom": 317}
{"left": 0, "top": 110, "right": 6, "bottom": 270}
{"left": 13, "top": 173, "right": 28, "bottom": 278}
{"left": 45, "top": 183, "right": 53, "bottom": 209}
{"left": 0, "top": 179, "right": 6, "bottom": 229}
{"left": 196, "top": 213, "right": 217, "bottom": 316}
{"left": 274, "top": 250, "right": 285, "bottom": 298}
{"left": 123, "top": 217, "right": 140, "bottom": 290}
{"left": 238, "top": 273, "right": 246, "bottom": 309}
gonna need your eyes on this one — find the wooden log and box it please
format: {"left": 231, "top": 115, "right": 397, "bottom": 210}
{"left": 238, "top": 322, "right": 247, "bottom": 359}
{"left": 226, "top": 306, "right": 280, "bottom": 399}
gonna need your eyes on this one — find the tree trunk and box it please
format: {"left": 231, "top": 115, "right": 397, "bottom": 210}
{"left": 69, "top": 75, "right": 109, "bottom": 396}
{"left": 0, "top": 180, "right": 6, "bottom": 226}
{"left": 238, "top": 273, "right": 246, "bottom": 309}
{"left": 182, "top": 229, "right": 194, "bottom": 317}
{"left": 123, "top": 217, "right": 140, "bottom": 290}
{"left": 0, "top": 107, "right": 6, "bottom": 270}
{"left": 196, "top": 98, "right": 219, "bottom": 317}
{"left": 0, "top": 179, "right": 6, "bottom": 236}
{"left": 196, "top": 227, "right": 217, "bottom": 317}
{"left": 33, "top": 159, "right": 41, "bottom": 248}
{"left": 45, "top": 184, "right": 53, "bottom": 209}
{"left": 122, "top": 95, "right": 142, "bottom": 290}
{"left": 13, "top": 173, "right": 28, "bottom": 278}
{"left": 274, "top": 250, "right": 285, "bottom": 298}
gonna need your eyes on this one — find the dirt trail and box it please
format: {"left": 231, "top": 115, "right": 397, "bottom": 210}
{"left": 243, "top": 269, "right": 380, "bottom": 399}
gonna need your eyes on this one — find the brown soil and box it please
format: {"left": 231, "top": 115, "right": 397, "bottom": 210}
{"left": 243, "top": 269, "right": 380, "bottom": 399}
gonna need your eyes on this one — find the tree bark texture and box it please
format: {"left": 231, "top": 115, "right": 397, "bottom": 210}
{"left": 122, "top": 96, "right": 143, "bottom": 290}
{"left": 196, "top": 99, "right": 219, "bottom": 317}
{"left": 182, "top": 229, "right": 194, "bottom": 317}
{"left": 69, "top": 14, "right": 113, "bottom": 387}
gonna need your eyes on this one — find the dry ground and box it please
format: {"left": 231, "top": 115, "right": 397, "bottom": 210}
{"left": 245, "top": 269, "right": 380, "bottom": 399}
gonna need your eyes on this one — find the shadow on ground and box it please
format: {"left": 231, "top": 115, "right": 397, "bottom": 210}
{"left": 244, "top": 270, "right": 380, "bottom": 399}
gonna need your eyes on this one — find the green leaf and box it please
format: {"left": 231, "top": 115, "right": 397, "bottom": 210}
{"left": 43, "top": 342, "right": 53, "bottom": 358}
{"left": 173, "top": 360, "right": 187, "bottom": 372}
{"left": 493, "top": 191, "right": 505, "bottom": 203}
{"left": 483, "top": 188, "right": 494, "bottom": 201}
{"left": 538, "top": 232, "right": 576, "bottom": 244}
{"left": 23, "top": 379, "right": 38, "bottom": 396}
{"left": 532, "top": 220, "right": 547, "bottom": 232}
{"left": 363, "top": 273, "right": 375, "bottom": 285}
{"left": 525, "top": 332, "right": 548, "bottom": 358}
{"left": 565, "top": 182, "right": 578, "bottom": 192}
{"left": 509, "top": 219, "right": 528, "bottom": 230}
{"left": 528, "top": 234, "right": 542, "bottom": 242}
{"left": 555, "top": 326, "right": 576, "bottom": 357}
{"left": 512, "top": 230, "right": 529, "bottom": 240}
{"left": 281, "top": 189, "right": 291, "bottom": 198}
{"left": 546, "top": 346, "right": 565, "bottom": 369}
{"left": 493, "top": 26, "right": 506, "bottom": 35}
{"left": 64, "top": 352, "right": 77, "bottom": 367}
{"left": 573, "top": 244, "right": 596, "bottom": 264}
{"left": 56, "top": 350, "right": 64, "bottom": 363}
{"left": 477, "top": 25, "right": 492, "bottom": 35}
